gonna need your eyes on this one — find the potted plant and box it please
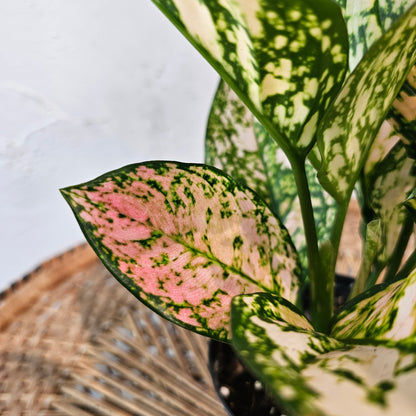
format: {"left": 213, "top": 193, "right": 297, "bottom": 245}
{"left": 61, "top": 0, "right": 416, "bottom": 414}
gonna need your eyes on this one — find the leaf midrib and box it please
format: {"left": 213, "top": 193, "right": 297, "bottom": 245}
{"left": 132, "top": 217, "right": 275, "bottom": 294}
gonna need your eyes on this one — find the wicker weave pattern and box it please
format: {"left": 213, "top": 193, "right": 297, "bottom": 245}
{"left": 0, "top": 245, "right": 226, "bottom": 415}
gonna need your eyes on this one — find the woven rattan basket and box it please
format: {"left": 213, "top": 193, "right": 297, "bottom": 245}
{"left": 0, "top": 201, "right": 361, "bottom": 415}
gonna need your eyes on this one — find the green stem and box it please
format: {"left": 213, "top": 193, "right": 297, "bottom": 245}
{"left": 395, "top": 249, "right": 416, "bottom": 281}
{"left": 365, "top": 262, "right": 385, "bottom": 289}
{"left": 289, "top": 156, "right": 331, "bottom": 332}
{"left": 330, "top": 199, "right": 349, "bottom": 257}
{"left": 384, "top": 213, "right": 413, "bottom": 283}
{"left": 349, "top": 257, "right": 370, "bottom": 300}
{"left": 349, "top": 219, "right": 382, "bottom": 299}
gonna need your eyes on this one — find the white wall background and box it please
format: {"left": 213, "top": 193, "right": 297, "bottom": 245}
{"left": 0, "top": 1, "right": 218, "bottom": 290}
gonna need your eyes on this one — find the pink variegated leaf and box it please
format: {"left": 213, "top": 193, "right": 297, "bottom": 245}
{"left": 61, "top": 161, "right": 301, "bottom": 341}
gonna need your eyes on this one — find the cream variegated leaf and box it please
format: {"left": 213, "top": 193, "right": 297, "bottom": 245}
{"left": 205, "top": 80, "right": 337, "bottom": 273}
{"left": 152, "top": 0, "right": 261, "bottom": 109}
{"left": 232, "top": 292, "right": 416, "bottom": 416}
{"left": 361, "top": 67, "right": 416, "bottom": 270}
{"left": 331, "top": 267, "right": 416, "bottom": 345}
{"left": 61, "top": 162, "right": 301, "bottom": 341}
{"left": 231, "top": 293, "right": 335, "bottom": 416}
{"left": 332, "top": 1, "right": 416, "bottom": 216}
{"left": 317, "top": 4, "right": 416, "bottom": 202}
{"left": 388, "top": 66, "right": 416, "bottom": 159}
{"left": 152, "top": 0, "right": 348, "bottom": 157}
{"left": 301, "top": 346, "right": 416, "bottom": 416}
{"left": 365, "top": 143, "right": 416, "bottom": 263}
{"left": 364, "top": 120, "right": 402, "bottom": 178}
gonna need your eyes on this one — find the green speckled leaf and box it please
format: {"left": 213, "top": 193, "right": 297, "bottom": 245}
{"left": 388, "top": 66, "right": 416, "bottom": 159}
{"left": 337, "top": 0, "right": 415, "bottom": 70}
{"left": 331, "top": 267, "right": 416, "bottom": 346}
{"left": 365, "top": 142, "right": 416, "bottom": 264}
{"left": 61, "top": 161, "right": 301, "bottom": 341}
{"left": 377, "top": 0, "right": 415, "bottom": 30}
{"left": 205, "top": 80, "right": 271, "bottom": 206}
{"left": 342, "top": 0, "right": 383, "bottom": 70}
{"left": 152, "top": 0, "right": 348, "bottom": 157}
{"left": 205, "top": 80, "right": 337, "bottom": 273}
{"left": 317, "top": 4, "right": 416, "bottom": 203}
{"left": 237, "top": 0, "right": 348, "bottom": 153}
{"left": 232, "top": 292, "right": 416, "bottom": 416}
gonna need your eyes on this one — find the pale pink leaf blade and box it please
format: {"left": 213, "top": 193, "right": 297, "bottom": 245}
{"left": 61, "top": 161, "right": 301, "bottom": 340}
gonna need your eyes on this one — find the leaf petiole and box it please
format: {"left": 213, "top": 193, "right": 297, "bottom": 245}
{"left": 384, "top": 213, "right": 414, "bottom": 283}
{"left": 289, "top": 155, "right": 332, "bottom": 332}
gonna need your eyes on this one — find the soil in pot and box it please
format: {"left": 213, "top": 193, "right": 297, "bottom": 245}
{"left": 209, "top": 340, "right": 283, "bottom": 416}
{"left": 209, "top": 275, "right": 355, "bottom": 416}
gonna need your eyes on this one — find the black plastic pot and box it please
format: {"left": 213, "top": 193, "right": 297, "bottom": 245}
{"left": 209, "top": 340, "right": 282, "bottom": 416}
{"left": 209, "top": 275, "right": 355, "bottom": 416}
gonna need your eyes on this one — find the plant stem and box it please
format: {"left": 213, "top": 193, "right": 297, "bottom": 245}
{"left": 289, "top": 156, "right": 331, "bottom": 333}
{"left": 349, "top": 219, "right": 382, "bottom": 299}
{"left": 394, "top": 249, "right": 416, "bottom": 281}
{"left": 349, "top": 256, "right": 370, "bottom": 300}
{"left": 330, "top": 199, "right": 349, "bottom": 257}
{"left": 365, "top": 262, "right": 385, "bottom": 289}
{"left": 384, "top": 213, "right": 414, "bottom": 283}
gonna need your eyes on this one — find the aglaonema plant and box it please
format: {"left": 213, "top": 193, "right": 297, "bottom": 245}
{"left": 61, "top": 0, "right": 416, "bottom": 414}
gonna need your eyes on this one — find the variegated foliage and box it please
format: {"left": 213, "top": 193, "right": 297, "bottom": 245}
{"left": 205, "top": 80, "right": 336, "bottom": 272}
{"left": 151, "top": 0, "right": 348, "bottom": 157}
{"left": 232, "top": 268, "right": 416, "bottom": 416}
{"left": 389, "top": 66, "right": 416, "bottom": 159}
{"left": 349, "top": 0, "right": 416, "bottom": 179}
{"left": 61, "top": 162, "right": 301, "bottom": 341}
{"left": 364, "top": 139, "right": 416, "bottom": 268}
{"left": 61, "top": 2, "right": 416, "bottom": 414}
{"left": 332, "top": 0, "right": 414, "bottom": 70}
{"left": 339, "top": 0, "right": 416, "bottom": 241}
{"left": 317, "top": 4, "right": 416, "bottom": 203}
{"left": 332, "top": 269, "right": 416, "bottom": 343}
{"left": 364, "top": 68, "right": 416, "bottom": 194}
{"left": 361, "top": 66, "right": 416, "bottom": 277}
